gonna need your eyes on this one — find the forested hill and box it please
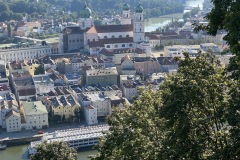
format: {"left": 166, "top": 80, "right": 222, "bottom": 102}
{"left": 0, "top": 0, "right": 185, "bottom": 21}
{"left": 52, "top": 0, "right": 185, "bottom": 18}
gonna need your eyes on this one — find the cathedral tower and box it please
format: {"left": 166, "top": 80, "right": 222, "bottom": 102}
{"left": 121, "top": 3, "right": 131, "bottom": 25}
{"left": 133, "top": 5, "right": 145, "bottom": 43}
{"left": 79, "top": 5, "right": 93, "bottom": 30}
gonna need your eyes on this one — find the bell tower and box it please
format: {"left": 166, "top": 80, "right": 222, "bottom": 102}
{"left": 121, "top": 3, "right": 131, "bottom": 25}
{"left": 133, "top": 5, "right": 145, "bottom": 43}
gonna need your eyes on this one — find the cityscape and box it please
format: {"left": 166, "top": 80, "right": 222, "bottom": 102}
{"left": 0, "top": 0, "right": 238, "bottom": 159}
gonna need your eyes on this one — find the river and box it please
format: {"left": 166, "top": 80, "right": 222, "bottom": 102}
{"left": 0, "top": 0, "right": 205, "bottom": 159}
{"left": 0, "top": 145, "right": 98, "bottom": 160}
{"left": 144, "top": 0, "right": 205, "bottom": 32}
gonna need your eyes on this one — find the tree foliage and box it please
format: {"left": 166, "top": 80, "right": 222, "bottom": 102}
{"left": 92, "top": 53, "right": 240, "bottom": 159}
{"left": 31, "top": 141, "right": 77, "bottom": 160}
{"left": 34, "top": 64, "right": 44, "bottom": 75}
{"left": 92, "top": 88, "right": 163, "bottom": 160}
{"left": 158, "top": 53, "right": 231, "bottom": 159}
{"left": 196, "top": 0, "right": 240, "bottom": 80}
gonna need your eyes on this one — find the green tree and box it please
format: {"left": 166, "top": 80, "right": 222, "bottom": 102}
{"left": 92, "top": 88, "right": 163, "bottom": 160}
{"left": 0, "top": 1, "right": 9, "bottom": 13}
{"left": 195, "top": 0, "right": 240, "bottom": 80}
{"left": 30, "top": 141, "right": 77, "bottom": 160}
{"left": 34, "top": 64, "right": 44, "bottom": 75}
{"left": 158, "top": 53, "right": 230, "bottom": 159}
{"left": 92, "top": 53, "right": 232, "bottom": 159}
{"left": 7, "top": 23, "right": 12, "bottom": 38}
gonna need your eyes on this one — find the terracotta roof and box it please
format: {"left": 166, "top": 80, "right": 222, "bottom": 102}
{"left": 145, "top": 32, "right": 160, "bottom": 40}
{"left": 88, "top": 37, "right": 134, "bottom": 47}
{"left": 93, "top": 24, "right": 133, "bottom": 33}
{"left": 86, "top": 26, "right": 97, "bottom": 34}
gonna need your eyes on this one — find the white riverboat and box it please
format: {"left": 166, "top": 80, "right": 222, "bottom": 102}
{"left": 28, "top": 124, "right": 109, "bottom": 155}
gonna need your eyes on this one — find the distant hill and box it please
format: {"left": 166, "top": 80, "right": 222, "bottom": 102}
{"left": 0, "top": 0, "right": 185, "bottom": 21}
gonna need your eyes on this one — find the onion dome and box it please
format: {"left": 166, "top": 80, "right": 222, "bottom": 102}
{"left": 135, "top": 4, "right": 143, "bottom": 13}
{"left": 123, "top": 3, "right": 130, "bottom": 11}
{"left": 80, "top": 5, "right": 91, "bottom": 18}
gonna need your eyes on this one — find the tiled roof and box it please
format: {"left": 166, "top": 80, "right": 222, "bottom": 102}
{"left": 160, "top": 35, "right": 186, "bottom": 40}
{"left": 145, "top": 32, "right": 160, "bottom": 40}
{"left": 99, "top": 48, "right": 145, "bottom": 56}
{"left": 18, "top": 88, "right": 36, "bottom": 96}
{"left": 61, "top": 26, "right": 85, "bottom": 34}
{"left": 157, "top": 57, "right": 178, "bottom": 65}
{"left": 133, "top": 57, "right": 158, "bottom": 62}
{"left": 88, "top": 37, "right": 134, "bottom": 47}
{"left": 91, "top": 24, "right": 133, "bottom": 33}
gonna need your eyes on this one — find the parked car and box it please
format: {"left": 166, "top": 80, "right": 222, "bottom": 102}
{"left": 37, "top": 130, "right": 44, "bottom": 134}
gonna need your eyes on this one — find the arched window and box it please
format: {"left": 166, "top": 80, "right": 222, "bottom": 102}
{"left": 106, "top": 45, "right": 110, "bottom": 48}
{"left": 112, "top": 35, "right": 115, "bottom": 38}
{"left": 114, "top": 44, "right": 118, "bottom": 48}
{"left": 119, "top": 35, "right": 122, "bottom": 38}
{"left": 122, "top": 44, "right": 125, "bottom": 47}
{"left": 104, "top": 36, "right": 107, "bottom": 39}
{"left": 129, "top": 44, "right": 133, "bottom": 47}
{"left": 126, "top": 35, "right": 129, "bottom": 38}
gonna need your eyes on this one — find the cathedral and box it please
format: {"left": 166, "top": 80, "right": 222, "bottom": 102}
{"left": 59, "top": 3, "right": 151, "bottom": 56}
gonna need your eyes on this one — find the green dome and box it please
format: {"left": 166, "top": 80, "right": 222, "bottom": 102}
{"left": 80, "top": 5, "right": 91, "bottom": 18}
{"left": 123, "top": 3, "right": 130, "bottom": 11}
{"left": 135, "top": 5, "right": 143, "bottom": 13}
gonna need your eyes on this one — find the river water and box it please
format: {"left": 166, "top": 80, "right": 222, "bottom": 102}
{"left": 0, "top": 0, "right": 205, "bottom": 159}
{"left": 0, "top": 145, "right": 98, "bottom": 160}
{"left": 145, "top": 0, "right": 205, "bottom": 32}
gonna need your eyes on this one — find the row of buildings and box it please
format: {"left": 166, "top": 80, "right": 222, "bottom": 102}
{"left": 0, "top": 3, "right": 233, "bottom": 133}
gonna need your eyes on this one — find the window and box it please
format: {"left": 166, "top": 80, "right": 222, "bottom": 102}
{"left": 119, "top": 35, "right": 122, "bottom": 38}
{"left": 129, "top": 44, "right": 133, "bottom": 47}
{"left": 106, "top": 45, "right": 110, "bottom": 48}
{"left": 126, "top": 35, "right": 129, "bottom": 38}
{"left": 111, "top": 35, "right": 115, "bottom": 38}
{"left": 104, "top": 36, "right": 107, "bottom": 39}
{"left": 114, "top": 45, "right": 118, "bottom": 48}
{"left": 122, "top": 44, "right": 125, "bottom": 47}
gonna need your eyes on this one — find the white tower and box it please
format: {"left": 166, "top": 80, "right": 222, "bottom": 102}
{"left": 79, "top": 5, "right": 93, "bottom": 30}
{"left": 121, "top": 3, "right": 131, "bottom": 25}
{"left": 133, "top": 5, "right": 145, "bottom": 43}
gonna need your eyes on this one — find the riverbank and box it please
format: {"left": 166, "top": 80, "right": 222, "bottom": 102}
{"left": 145, "top": 13, "right": 183, "bottom": 32}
